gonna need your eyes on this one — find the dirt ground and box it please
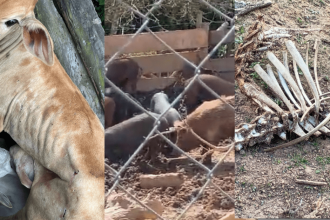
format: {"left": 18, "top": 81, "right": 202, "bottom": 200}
{"left": 235, "top": 0, "right": 330, "bottom": 218}
{"left": 105, "top": 79, "right": 235, "bottom": 220}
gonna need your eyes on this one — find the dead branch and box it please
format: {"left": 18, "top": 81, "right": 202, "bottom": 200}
{"left": 236, "top": 0, "right": 272, "bottom": 16}
{"left": 295, "top": 179, "right": 327, "bottom": 186}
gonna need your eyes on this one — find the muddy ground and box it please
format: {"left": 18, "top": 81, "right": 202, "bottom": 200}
{"left": 235, "top": 0, "right": 330, "bottom": 218}
{"left": 105, "top": 77, "right": 235, "bottom": 220}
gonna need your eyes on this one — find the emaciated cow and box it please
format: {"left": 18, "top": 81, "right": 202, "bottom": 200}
{"left": 0, "top": 0, "right": 104, "bottom": 219}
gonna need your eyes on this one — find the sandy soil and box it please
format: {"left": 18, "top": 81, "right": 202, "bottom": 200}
{"left": 235, "top": 0, "right": 330, "bottom": 218}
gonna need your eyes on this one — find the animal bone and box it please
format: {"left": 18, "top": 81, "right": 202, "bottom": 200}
{"left": 267, "top": 51, "right": 308, "bottom": 112}
{"left": 314, "top": 39, "right": 322, "bottom": 95}
{"left": 235, "top": 24, "right": 329, "bottom": 151}
{"left": 293, "top": 60, "right": 312, "bottom": 106}
{"left": 285, "top": 40, "right": 320, "bottom": 121}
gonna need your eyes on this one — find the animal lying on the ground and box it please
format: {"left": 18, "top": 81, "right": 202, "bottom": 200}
{"left": 105, "top": 96, "right": 115, "bottom": 129}
{"left": 0, "top": 0, "right": 104, "bottom": 219}
{"left": 105, "top": 87, "right": 143, "bottom": 125}
{"left": 174, "top": 97, "right": 235, "bottom": 152}
{"left": 9, "top": 145, "right": 34, "bottom": 189}
{"left": 105, "top": 112, "right": 169, "bottom": 162}
{"left": 184, "top": 74, "right": 235, "bottom": 113}
{"left": 0, "top": 148, "right": 29, "bottom": 217}
{"left": 150, "top": 92, "right": 182, "bottom": 126}
{"left": 105, "top": 58, "right": 142, "bottom": 93}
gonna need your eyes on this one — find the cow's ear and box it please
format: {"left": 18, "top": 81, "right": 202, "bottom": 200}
{"left": 22, "top": 18, "right": 54, "bottom": 66}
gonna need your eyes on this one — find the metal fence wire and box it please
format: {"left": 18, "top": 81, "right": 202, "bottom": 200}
{"left": 104, "top": 0, "right": 235, "bottom": 219}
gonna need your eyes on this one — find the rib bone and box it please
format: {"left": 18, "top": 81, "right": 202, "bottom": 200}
{"left": 282, "top": 51, "right": 301, "bottom": 109}
{"left": 285, "top": 40, "right": 320, "bottom": 122}
{"left": 314, "top": 39, "right": 322, "bottom": 95}
{"left": 293, "top": 60, "right": 313, "bottom": 106}
{"left": 267, "top": 52, "right": 308, "bottom": 112}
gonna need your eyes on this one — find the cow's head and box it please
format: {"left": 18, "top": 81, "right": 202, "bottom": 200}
{"left": 0, "top": 0, "right": 54, "bottom": 66}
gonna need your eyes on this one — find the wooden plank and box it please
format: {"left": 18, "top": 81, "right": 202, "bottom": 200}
{"left": 137, "top": 78, "right": 177, "bottom": 92}
{"left": 205, "top": 57, "right": 235, "bottom": 72}
{"left": 215, "top": 71, "right": 235, "bottom": 83}
{"left": 128, "top": 51, "right": 205, "bottom": 74}
{"left": 209, "top": 28, "right": 235, "bottom": 46}
{"left": 104, "top": 28, "right": 208, "bottom": 57}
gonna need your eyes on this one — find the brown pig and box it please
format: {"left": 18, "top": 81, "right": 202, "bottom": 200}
{"left": 104, "top": 97, "right": 115, "bottom": 129}
{"left": 184, "top": 75, "right": 235, "bottom": 113}
{"left": 105, "top": 58, "right": 142, "bottom": 93}
{"left": 174, "top": 97, "right": 234, "bottom": 152}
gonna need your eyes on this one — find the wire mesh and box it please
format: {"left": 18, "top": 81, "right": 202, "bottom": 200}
{"left": 104, "top": 0, "right": 235, "bottom": 219}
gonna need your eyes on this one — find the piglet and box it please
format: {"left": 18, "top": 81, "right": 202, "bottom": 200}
{"left": 0, "top": 148, "right": 29, "bottom": 217}
{"left": 150, "top": 92, "right": 182, "bottom": 126}
{"left": 105, "top": 112, "right": 169, "bottom": 162}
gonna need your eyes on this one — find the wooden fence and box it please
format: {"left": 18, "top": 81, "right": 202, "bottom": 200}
{"left": 104, "top": 23, "right": 235, "bottom": 91}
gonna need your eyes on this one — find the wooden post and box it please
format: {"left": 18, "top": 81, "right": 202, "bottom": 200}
{"left": 196, "top": 10, "right": 203, "bottom": 28}
{"left": 199, "top": 22, "right": 210, "bottom": 66}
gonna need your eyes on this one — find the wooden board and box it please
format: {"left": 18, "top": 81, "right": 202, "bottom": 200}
{"left": 205, "top": 57, "right": 235, "bottom": 72}
{"left": 209, "top": 29, "right": 235, "bottom": 46}
{"left": 128, "top": 51, "right": 206, "bottom": 74}
{"left": 104, "top": 28, "right": 208, "bottom": 57}
{"left": 137, "top": 77, "right": 177, "bottom": 92}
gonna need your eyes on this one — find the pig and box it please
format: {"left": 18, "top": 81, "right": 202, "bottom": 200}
{"left": 9, "top": 144, "right": 35, "bottom": 189}
{"left": 105, "top": 87, "right": 143, "bottom": 125}
{"left": 105, "top": 112, "right": 169, "bottom": 162}
{"left": 150, "top": 92, "right": 182, "bottom": 126}
{"left": 184, "top": 74, "right": 235, "bottom": 113}
{"left": 174, "top": 97, "right": 235, "bottom": 152}
{"left": 0, "top": 173, "right": 30, "bottom": 217}
{"left": 105, "top": 97, "right": 116, "bottom": 129}
{"left": 0, "top": 148, "right": 29, "bottom": 217}
{"left": 105, "top": 58, "right": 142, "bottom": 93}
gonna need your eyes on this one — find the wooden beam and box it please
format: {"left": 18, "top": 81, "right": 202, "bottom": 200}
{"left": 137, "top": 78, "right": 176, "bottom": 92}
{"left": 127, "top": 51, "right": 206, "bottom": 74}
{"left": 205, "top": 57, "right": 235, "bottom": 72}
{"left": 105, "top": 28, "right": 208, "bottom": 57}
{"left": 209, "top": 23, "right": 235, "bottom": 46}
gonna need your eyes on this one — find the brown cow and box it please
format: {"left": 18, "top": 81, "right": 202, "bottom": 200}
{"left": 0, "top": 0, "right": 104, "bottom": 219}
{"left": 174, "top": 97, "right": 235, "bottom": 152}
{"left": 104, "top": 96, "right": 115, "bottom": 129}
{"left": 184, "top": 74, "right": 235, "bottom": 113}
{"left": 105, "top": 58, "right": 142, "bottom": 93}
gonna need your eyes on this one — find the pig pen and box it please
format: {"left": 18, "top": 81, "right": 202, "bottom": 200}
{"left": 105, "top": 71, "right": 235, "bottom": 220}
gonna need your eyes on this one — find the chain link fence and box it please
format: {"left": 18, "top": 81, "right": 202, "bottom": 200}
{"left": 104, "top": 0, "right": 235, "bottom": 219}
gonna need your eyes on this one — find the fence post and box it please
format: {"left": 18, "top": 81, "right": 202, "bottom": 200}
{"left": 196, "top": 10, "right": 203, "bottom": 28}
{"left": 199, "top": 22, "right": 210, "bottom": 67}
